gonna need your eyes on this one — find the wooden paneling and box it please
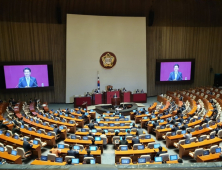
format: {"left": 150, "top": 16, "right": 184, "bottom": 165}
{"left": 0, "top": 0, "right": 222, "bottom": 102}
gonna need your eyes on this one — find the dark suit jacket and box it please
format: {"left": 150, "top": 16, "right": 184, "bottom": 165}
{"left": 18, "top": 77, "right": 38, "bottom": 88}
{"left": 119, "top": 140, "right": 128, "bottom": 145}
{"left": 53, "top": 128, "right": 61, "bottom": 135}
{"left": 67, "top": 150, "right": 79, "bottom": 157}
{"left": 168, "top": 72, "right": 182, "bottom": 81}
{"left": 181, "top": 125, "right": 188, "bottom": 130}
{"left": 12, "top": 127, "right": 20, "bottom": 134}
{"left": 137, "top": 129, "right": 143, "bottom": 135}
{"left": 88, "top": 123, "right": 95, "bottom": 130}
{"left": 23, "top": 141, "right": 33, "bottom": 152}
{"left": 132, "top": 138, "right": 140, "bottom": 145}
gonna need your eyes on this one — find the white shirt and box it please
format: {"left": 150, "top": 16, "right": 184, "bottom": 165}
{"left": 175, "top": 72, "right": 178, "bottom": 80}
{"left": 25, "top": 77, "right": 30, "bottom": 87}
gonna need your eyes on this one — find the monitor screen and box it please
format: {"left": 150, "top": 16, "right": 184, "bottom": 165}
{"left": 138, "top": 145, "right": 145, "bottom": 150}
{"left": 50, "top": 125, "right": 54, "bottom": 128}
{"left": 37, "top": 130, "right": 41, "bottom": 134}
{"left": 0, "top": 147, "right": 4, "bottom": 152}
{"left": 69, "top": 121, "right": 74, "bottom": 124}
{"left": 11, "top": 150, "right": 17, "bottom": 156}
{"left": 6, "top": 132, "right": 10, "bottom": 137}
{"left": 28, "top": 127, "right": 32, "bottom": 131}
{"left": 41, "top": 156, "right": 48, "bottom": 161}
{"left": 170, "top": 125, "right": 174, "bottom": 128}
{"left": 143, "top": 117, "right": 148, "bottom": 120}
{"left": 125, "top": 129, "right": 131, "bottom": 132}
{"left": 96, "top": 119, "right": 100, "bottom": 122}
{"left": 160, "top": 125, "right": 165, "bottom": 129}
{"left": 47, "top": 132, "right": 51, "bottom": 136}
{"left": 193, "top": 119, "right": 196, "bottom": 122}
{"left": 138, "top": 158, "right": 146, "bottom": 163}
{"left": 103, "top": 129, "right": 108, "bottom": 133}
{"left": 90, "top": 159, "right": 96, "bottom": 164}
{"left": 90, "top": 146, "right": 97, "bottom": 151}
{"left": 55, "top": 157, "right": 63, "bottom": 163}
{"left": 92, "top": 129, "right": 97, "bottom": 133}
{"left": 171, "top": 132, "right": 176, "bottom": 136}
{"left": 203, "top": 150, "right": 210, "bottom": 155}
{"left": 199, "top": 137, "right": 203, "bottom": 142}
{"left": 154, "top": 144, "right": 160, "bottom": 149}
{"left": 106, "top": 119, "right": 110, "bottom": 122}
{"left": 185, "top": 140, "right": 191, "bottom": 144}
{"left": 23, "top": 138, "right": 27, "bottom": 141}
{"left": 170, "top": 155, "right": 178, "bottom": 161}
{"left": 145, "top": 135, "right": 151, "bottom": 139}
{"left": 99, "top": 123, "right": 104, "bottom": 127}
{"left": 36, "top": 120, "right": 39, "bottom": 123}
{"left": 210, "top": 135, "right": 215, "bottom": 139}
{"left": 206, "top": 124, "right": 209, "bottom": 128}
{"left": 83, "top": 136, "right": 88, "bottom": 140}
{"left": 30, "top": 118, "right": 33, "bottom": 122}
{"left": 71, "top": 158, "right": 79, "bottom": 164}
{"left": 81, "top": 129, "right": 86, "bottom": 132}
{"left": 33, "top": 140, "right": 38, "bottom": 145}
{"left": 95, "top": 137, "right": 101, "bottom": 141}
{"left": 71, "top": 115, "right": 75, "bottom": 118}
{"left": 65, "top": 114, "right": 68, "bottom": 117}
{"left": 199, "top": 126, "right": 203, "bottom": 130}
{"left": 0, "top": 130, "right": 2, "bottom": 134}
{"left": 3, "top": 65, "right": 49, "bottom": 89}
{"left": 160, "top": 119, "right": 164, "bottom": 123}
{"left": 216, "top": 148, "right": 221, "bottom": 153}
{"left": 58, "top": 144, "right": 64, "bottom": 149}
{"left": 14, "top": 135, "right": 19, "bottom": 139}
{"left": 73, "top": 146, "right": 80, "bottom": 150}
{"left": 120, "top": 146, "right": 128, "bottom": 151}
{"left": 155, "top": 157, "right": 163, "bottom": 162}
{"left": 120, "top": 123, "right": 125, "bottom": 126}
{"left": 121, "top": 159, "right": 130, "bottom": 164}
{"left": 181, "top": 130, "right": 186, "bottom": 134}
{"left": 110, "top": 123, "right": 114, "bottom": 127}
{"left": 125, "top": 118, "right": 129, "bottom": 121}
{"left": 59, "top": 126, "right": 63, "bottom": 130}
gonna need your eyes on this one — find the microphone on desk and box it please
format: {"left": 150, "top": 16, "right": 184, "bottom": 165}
{"left": 30, "top": 79, "right": 38, "bottom": 87}
{"left": 15, "top": 78, "right": 24, "bottom": 88}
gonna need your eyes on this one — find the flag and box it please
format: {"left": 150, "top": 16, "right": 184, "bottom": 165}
{"left": 97, "top": 71, "right": 100, "bottom": 91}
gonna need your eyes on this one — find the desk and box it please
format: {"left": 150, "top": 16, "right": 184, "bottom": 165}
{"left": 115, "top": 147, "right": 167, "bottom": 163}
{"left": 50, "top": 148, "right": 101, "bottom": 163}
{"left": 147, "top": 121, "right": 167, "bottom": 133}
{"left": 74, "top": 96, "right": 92, "bottom": 108}
{"left": 0, "top": 134, "right": 41, "bottom": 158}
{"left": 148, "top": 102, "right": 157, "bottom": 112}
{"left": 131, "top": 93, "right": 147, "bottom": 103}
{"left": 104, "top": 91, "right": 120, "bottom": 104}
{"left": 157, "top": 95, "right": 167, "bottom": 105}
{"left": 92, "top": 93, "right": 103, "bottom": 105}
{"left": 166, "top": 124, "right": 217, "bottom": 148}
{"left": 37, "top": 114, "right": 76, "bottom": 133}
{"left": 60, "top": 115, "right": 86, "bottom": 128}
{"left": 20, "top": 128, "right": 56, "bottom": 147}
{"left": 31, "top": 160, "right": 67, "bottom": 165}
{"left": 121, "top": 91, "right": 131, "bottom": 102}
{"left": 98, "top": 120, "right": 131, "bottom": 124}
{"left": 85, "top": 125, "right": 131, "bottom": 129}
{"left": 0, "top": 151, "right": 22, "bottom": 164}
{"left": 196, "top": 153, "right": 222, "bottom": 162}
{"left": 0, "top": 102, "right": 8, "bottom": 115}
{"left": 64, "top": 138, "right": 104, "bottom": 153}
{"left": 179, "top": 137, "right": 222, "bottom": 158}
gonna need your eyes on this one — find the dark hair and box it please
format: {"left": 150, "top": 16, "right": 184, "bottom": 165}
{"left": 67, "top": 158, "right": 72, "bottom": 164}
{"left": 174, "top": 64, "right": 179, "bottom": 68}
{"left": 86, "top": 159, "right": 90, "bottom": 164}
{"left": 53, "top": 145, "right": 57, "bottom": 148}
{"left": 23, "top": 67, "right": 31, "bottom": 72}
{"left": 127, "top": 130, "right": 130, "bottom": 133}
{"left": 87, "top": 149, "right": 91, "bottom": 155}
{"left": 138, "top": 125, "right": 141, "bottom": 129}
{"left": 158, "top": 146, "right": 162, "bottom": 151}
{"left": 122, "top": 136, "right": 125, "bottom": 140}
{"left": 102, "top": 131, "right": 105, "bottom": 134}
{"left": 54, "top": 125, "right": 57, "bottom": 128}
{"left": 69, "top": 145, "right": 72, "bottom": 150}
{"left": 13, "top": 124, "right": 16, "bottom": 128}
{"left": 178, "top": 159, "right": 183, "bottom": 163}
{"left": 115, "top": 131, "right": 119, "bottom": 136}
{"left": 187, "top": 130, "right": 190, "bottom": 134}
{"left": 136, "top": 131, "right": 139, "bottom": 136}
{"left": 91, "top": 139, "right": 95, "bottom": 144}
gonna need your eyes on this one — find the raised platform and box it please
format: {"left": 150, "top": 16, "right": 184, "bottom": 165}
{"left": 95, "top": 103, "right": 138, "bottom": 116}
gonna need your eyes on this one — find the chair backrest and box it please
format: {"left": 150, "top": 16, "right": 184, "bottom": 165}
{"left": 126, "top": 136, "right": 133, "bottom": 140}
{"left": 113, "top": 136, "right": 120, "bottom": 143}
{"left": 194, "top": 148, "right": 203, "bottom": 159}
{"left": 87, "top": 136, "right": 94, "bottom": 140}
{"left": 133, "top": 144, "right": 142, "bottom": 150}
{"left": 200, "top": 135, "right": 207, "bottom": 140}
{"left": 120, "top": 157, "right": 131, "bottom": 164}
{"left": 159, "top": 153, "right": 169, "bottom": 161}
{"left": 190, "top": 137, "right": 197, "bottom": 143}
{"left": 176, "top": 130, "right": 182, "bottom": 135}
{"left": 75, "top": 135, "right": 81, "bottom": 140}
{"left": 147, "top": 142, "right": 155, "bottom": 149}
{"left": 83, "top": 157, "right": 94, "bottom": 161}
{"left": 202, "top": 123, "right": 207, "bottom": 128}
{"left": 194, "top": 125, "right": 200, "bottom": 131}
{"left": 31, "top": 127, "right": 36, "bottom": 131}
{"left": 16, "top": 147, "right": 25, "bottom": 158}
{"left": 156, "top": 126, "right": 160, "bottom": 130}
{"left": 64, "top": 144, "right": 69, "bottom": 148}
{"left": 131, "top": 128, "right": 137, "bottom": 132}
{"left": 210, "top": 145, "right": 218, "bottom": 153}
{"left": 34, "top": 138, "right": 42, "bottom": 147}
{"left": 6, "top": 130, "right": 12, "bottom": 136}
{"left": 65, "top": 156, "right": 75, "bottom": 162}
{"left": 47, "top": 153, "right": 57, "bottom": 161}
{"left": 165, "top": 132, "right": 171, "bottom": 137}
{"left": 140, "top": 155, "right": 150, "bottom": 162}
{"left": 96, "top": 128, "right": 102, "bottom": 132}
{"left": 119, "top": 129, "right": 125, "bottom": 133}
{"left": 114, "top": 123, "right": 120, "bottom": 126}
{"left": 178, "top": 140, "right": 185, "bottom": 147}
{"left": 6, "top": 145, "right": 13, "bottom": 154}
{"left": 101, "top": 136, "right": 107, "bottom": 145}
{"left": 139, "top": 134, "right": 146, "bottom": 139}
{"left": 108, "top": 129, "right": 114, "bottom": 133}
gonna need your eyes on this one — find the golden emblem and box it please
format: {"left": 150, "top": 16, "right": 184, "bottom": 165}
{"left": 100, "top": 52, "right": 117, "bottom": 69}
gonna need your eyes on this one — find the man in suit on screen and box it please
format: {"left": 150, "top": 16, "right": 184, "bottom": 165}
{"left": 18, "top": 67, "right": 38, "bottom": 88}
{"left": 168, "top": 64, "right": 182, "bottom": 81}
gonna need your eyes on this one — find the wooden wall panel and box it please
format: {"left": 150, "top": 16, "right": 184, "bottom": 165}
{"left": 0, "top": 0, "right": 222, "bottom": 102}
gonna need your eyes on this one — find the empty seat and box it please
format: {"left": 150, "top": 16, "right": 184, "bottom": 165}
{"left": 189, "top": 148, "right": 203, "bottom": 160}
{"left": 133, "top": 144, "right": 143, "bottom": 150}
{"left": 210, "top": 145, "right": 218, "bottom": 154}
{"left": 47, "top": 153, "right": 56, "bottom": 161}
{"left": 190, "top": 137, "right": 197, "bottom": 143}
{"left": 200, "top": 135, "right": 207, "bottom": 141}
{"left": 119, "top": 129, "right": 125, "bottom": 133}
{"left": 139, "top": 134, "right": 146, "bottom": 139}
{"left": 83, "top": 157, "right": 95, "bottom": 162}
{"left": 65, "top": 156, "right": 75, "bottom": 161}
{"left": 147, "top": 143, "right": 156, "bottom": 149}
{"left": 17, "top": 147, "right": 32, "bottom": 159}
{"left": 112, "top": 136, "right": 120, "bottom": 144}
{"left": 6, "top": 145, "right": 13, "bottom": 154}
{"left": 114, "top": 123, "right": 120, "bottom": 126}
{"left": 162, "top": 132, "right": 171, "bottom": 139}
{"left": 218, "top": 129, "right": 222, "bottom": 138}
{"left": 174, "top": 139, "right": 185, "bottom": 148}
{"left": 176, "top": 130, "right": 182, "bottom": 135}
{"left": 140, "top": 155, "right": 150, "bottom": 162}
{"left": 108, "top": 129, "right": 114, "bottom": 133}
{"left": 159, "top": 153, "right": 169, "bottom": 161}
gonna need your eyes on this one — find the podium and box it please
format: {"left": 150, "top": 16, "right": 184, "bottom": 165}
{"left": 74, "top": 96, "right": 92, "bottom": 108}
{"left": 92, "top": 93, "right": 103, "bottom": 105}
{"left": 111, "top": 97, "right": 120, "bottom": 106}
{"left": 121, "top": 91, "right": 131, "bottom": 102}
{"left": 132, "top": 93, "right": 147, "bottom": 103}
{"left": 104, "top": 91, "right": 120, "bottom": 104}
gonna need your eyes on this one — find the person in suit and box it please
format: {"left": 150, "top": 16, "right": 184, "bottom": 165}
{"left": 168, "top": 64, "right": 183, "bottom": 81}
{"left": 178, "top": 115, "right": 184, "bottom": 123}
{"left": 153, "top": 121, "right": 159, "bottom": 129}
{"left": 119, "top": 136, "right": 128, "bottom": 145}
{"left": 125, "top": 130, "right": 133, "bottom": 137}
{"left": 23, "top": 137, "right": 33, "bottom": 154}
{"left": 94, "top": 89, "right": 99, "bottom": 93}
{"left": 136, "top": 89, "right": 140, "bottom": 93}
{"left": 84, "top": 149, "right": 94, "bottom": 158}
{"left": 18, "top": 67, "right": 38, "bottom": 88}
{"left": 87, "top": 130, "right": 95, "bottom": 138}
{"left": 172, "top": 124, "right": 179, "bottom": 132}
{"left": 12, "top": 117, "right": 19, "bottom": 126}
{"left": 88, "top": 120, "right": 95, "bottom": 130}
{"left": 53, "top": 125, "right": 61, "bottom": 135}
{"left": 214, "top": 124, "right": 221, "bottom": 135}
{"left": 180, "top": 121, "right": 189, "bottom": 130}
{"left": 12, "top": 124, "right": 20, "bottom": 134}
{"left": 211, "top": 112, "right": 218, "bottom": 121}
{"left": 19, "top": 117, "right": 25, "bottom": 125}
{"left": 67, "top": 145, "right": 79, "bottom": 157}
{"left": 85, "top": 92, "right": 90, "bottom": 97}
{"left": 155, "top": 146, "right": 165, "bottom": 157}
{"left": 137, "top": 126, "right": 143, "bottom": 135}
{"left": 183, "top": 130, "right": 192, "bottom": 140}
{"left": 0, "top": 120, "right": 8, "bottom": 130}
{"left": 122, "top": 87, "right": 127, "bottom": 92}
{"left": 170, "top": 117, "right": 176, "bottom": 125}
{"left": 66, "top": 158, "right": 72, "bottom": 165}
{"left": 132, "top": 133, "right": 140, "bottom": 145}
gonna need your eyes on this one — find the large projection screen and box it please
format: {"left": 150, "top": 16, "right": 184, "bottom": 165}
{"left": 66, "top": 14, "right": 146, "bottom": 103}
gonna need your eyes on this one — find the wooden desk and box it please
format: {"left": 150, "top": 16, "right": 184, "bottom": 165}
{"left": 98, "top": 120, "right": 131, "bottom": 124}
{"left": 196, "top": 153, "right": 222, "bottom": 162}
{"left": 147, "top": 121, "right": 167, "bottom": 133}
{"left": 115, "top": 147, "right": 168, "bottom": 163}
{"left": 60, "top": 115, "right": 86, "bottom": 128}
{"left": 64, "top": 138, "right": 104, "bottom": 153}
{"left": 148, "top": 102, "right": 157, "bottom": 112}
{"left": 37, "top": 114, "right": 76, "bottom": 133}
{"left": 0, "top": 134, "right": 41, "bottom": 158}
{"left": 179, "top": 137, "right": 222, "bottom": 158}
{"left": 131, "top": 93, "right": 147, "bottom": 103}
{"left": 74, "top": 96, "right": 92, "bottom": 108}
{"left": 166, "top": 124, "right": 217, "bottom": 148}
{"left": 20, "top": 128, "right": 56, "bottom": 147}
{"left": 85, "top": 125, "right": 131, "bottom": 129}
{"left": 0, "top": 151, "right": 22, "bottom": 164}
{"left": 50, "top": 148, "right": 101, "bottom": 164}
{"left": 31, "top": 159, "right": 67, "bottom": 165}
{"left": 157, "top": 96, "right": 167, "bottom": 105}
